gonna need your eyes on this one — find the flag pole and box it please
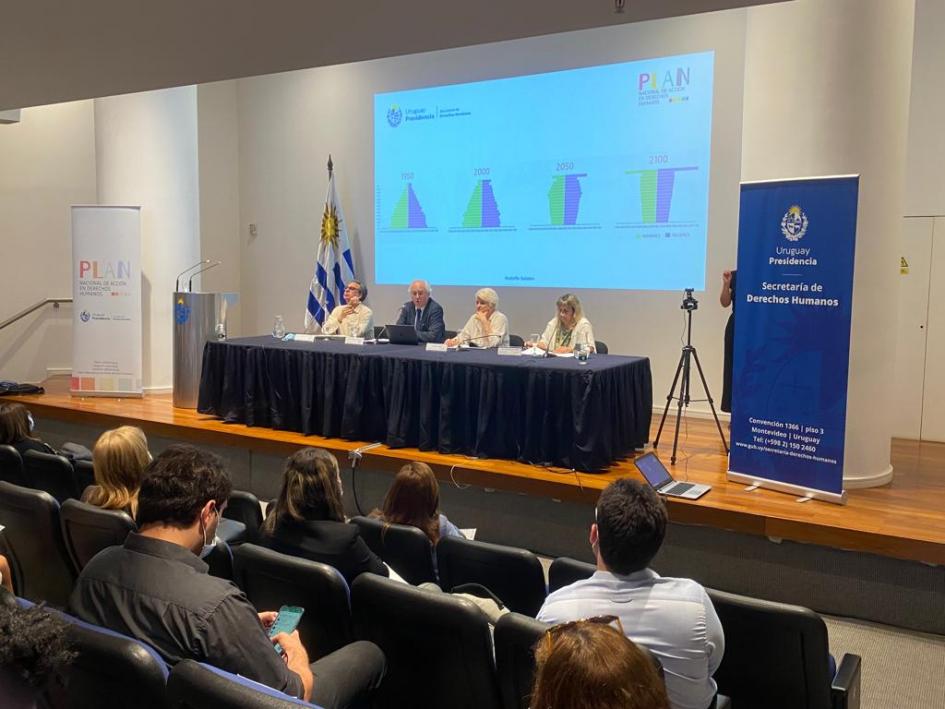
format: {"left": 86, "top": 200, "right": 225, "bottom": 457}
{"left": 327, "top": 154, "right": 333, "bottom": 176}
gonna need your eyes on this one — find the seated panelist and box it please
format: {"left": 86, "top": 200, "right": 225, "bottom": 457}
{"left": 533, "top": 293, "right": 596, "bottom": 353}
{"left": 445, "top": 287, "right": 509, "bottom": 348}
{"left": 322, "top": 280, "right": 374, "bottom": 338}
{"left": 395, "top": 279, "right": 446, "bottom": 342}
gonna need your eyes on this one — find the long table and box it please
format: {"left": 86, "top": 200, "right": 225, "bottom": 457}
{"left": 197, "top": 337, "right": 652, "bottom": 471}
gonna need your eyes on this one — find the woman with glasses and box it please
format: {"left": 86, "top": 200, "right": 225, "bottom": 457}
{"left": 531, "top": 293, "right": 596, "bottom": 354}
{"left": 322, "top": 280, "right": 374, "bottom": 338}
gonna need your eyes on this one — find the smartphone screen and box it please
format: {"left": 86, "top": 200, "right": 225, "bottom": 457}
{"left": 268, "top": 605, "right": 304, "bottom": 654}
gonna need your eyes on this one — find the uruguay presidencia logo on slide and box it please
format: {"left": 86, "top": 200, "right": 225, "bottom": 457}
{"left": 781, "top": 205, "right": 809, "bottom": 242}
{"left": 387, "top": 104, "right": 403, "bottom": 127}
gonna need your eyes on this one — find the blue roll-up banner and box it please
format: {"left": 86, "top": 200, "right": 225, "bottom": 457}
{"left": 728, "top": 176, "right": 859, "bottom": 503}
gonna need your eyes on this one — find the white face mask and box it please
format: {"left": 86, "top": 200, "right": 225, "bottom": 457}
{"left": 199, "top": 508, "right": 222, "bottom": 559}
{"left": 27, "top": 412, "right": 35, "bottom": 433}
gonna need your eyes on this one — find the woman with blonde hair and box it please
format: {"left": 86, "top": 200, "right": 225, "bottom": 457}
{"left": 534, "top": 293, "right": 596, "bottom": 354}
{"left": 260, "top": 447, "right": 386, "bottom": 585}
{"left": 372, "top": 462, "right": 463, "bottom": 545}
{"left": 531, "top": 618, "right": 670, "bottom": 709}
{"left": 81, "top": 426, "right": 150, "bottom": 518}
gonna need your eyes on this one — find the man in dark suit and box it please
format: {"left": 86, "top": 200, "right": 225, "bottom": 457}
{"left": 395, "top": 279, "right": 446, "bottom": 342}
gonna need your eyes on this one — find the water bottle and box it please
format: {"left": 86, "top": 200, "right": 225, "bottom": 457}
{"left": 272, "top": 315, "right": 286, "bottom": 339}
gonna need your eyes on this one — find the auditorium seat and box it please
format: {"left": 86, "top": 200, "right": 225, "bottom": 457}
{"left": 374, "top": 325, "right": 385, "bottom": 339}
{"left": 350, "top": 515, "right": 437, "bottom": 585}
{"left": 444, "top": 329, "right": 457, "bottom": 339}
{"left": 508, "top": 334, "right": 525, "bottom": 347}
{"left": 217, "top": 517, "right": 248, "bottom": 546}
{"left": 437, "top": 535, "right": 546, "bottom": 616}
{"left": 0, "top": 443, "right": 26, "bottom": 486}
{"left": 167, "top": 660, "right": 319, "bottom": 708}
{"left": 45, "top": 607, "right": 169, "bottom": 709}
{"left": 594, "top": 340, "right": 609, "bottom": 354}
{"left": 232, "top": 543, "right": 354, "bottom": 660}
{"left": 72, "top": 458, "right": 96, "bottom": 492}
{"left": 60, "top": 498, "right": 135, "bottom": 574}
{"left": 223, "top": 490, "right": 264, "bottom": 544}
{"left": 351, "top": 573, "right": 502, "bottom": 709}
{"left": 0, "top": 481, "right": 75, "bottom": 607}
{"left": 23, "top": 449, "right": 82, "bottom": 502}
{"left": 707, "top": 588, "right": 861, "bottom": 709}
{"left": 494, "top": 612, "right": 549, "bottom": 709}
{"left": 547, "top": 555, "right": 595, "bottom": 593}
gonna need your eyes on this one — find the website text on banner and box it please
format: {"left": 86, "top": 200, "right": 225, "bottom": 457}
{"left": 728, "top": 176, "right": 859, "bottom": 498}
{"left": 71, "top": 206, "right": 143, "bottom": 397}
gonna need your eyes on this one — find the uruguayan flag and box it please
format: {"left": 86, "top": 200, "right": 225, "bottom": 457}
{"left": 305, "top": 161, "right": 356, "bottom": 331}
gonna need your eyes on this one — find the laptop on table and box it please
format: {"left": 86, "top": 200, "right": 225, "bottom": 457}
{"left": 385, "top": 324, "right": 420, "bottom": 345}
{"left": 633, "top": 452, "right": 711, "bottom": 500}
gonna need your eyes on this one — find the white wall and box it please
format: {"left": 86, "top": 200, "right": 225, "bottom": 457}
{"left": 94, "top": 87, "right": 201, "bottom": 390}
{"left": 0, "top": 101, "right": 97, "bottom": 383}
{"left": 236, "top": 11, "right": 747, "bottom": 416}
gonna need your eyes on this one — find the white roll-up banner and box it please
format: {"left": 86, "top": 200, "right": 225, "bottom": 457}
{"left": 71, "top": 206, "right": 143, "bottom": 397}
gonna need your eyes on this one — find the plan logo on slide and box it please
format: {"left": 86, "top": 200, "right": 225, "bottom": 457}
{"left": 386, "top": 104, "right": 403, "bottom": 127}
{"left": 780, "top": 205, "right": 808, "bottom": 242}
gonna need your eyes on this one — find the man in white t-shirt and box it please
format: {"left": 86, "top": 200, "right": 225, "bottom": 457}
{"left": 538, "top": 479, "right": 724, "bottom": 709}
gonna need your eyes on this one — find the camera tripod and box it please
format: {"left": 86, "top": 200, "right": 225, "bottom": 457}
{"left": 654, "top": 301, "right": 729, "bottom": 464}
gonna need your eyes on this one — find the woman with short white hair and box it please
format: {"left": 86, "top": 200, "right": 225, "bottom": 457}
{"left": 445, "top": 287, "right": 509, "bottom": 348}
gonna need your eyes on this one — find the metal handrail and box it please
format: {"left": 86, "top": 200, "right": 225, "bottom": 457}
{"left": 0, "top": 298, "right": 72, "bottom": 332}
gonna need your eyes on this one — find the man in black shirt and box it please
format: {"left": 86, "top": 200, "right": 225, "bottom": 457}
{"left": 69, "top": 444, "right": 384, "bottom": 708}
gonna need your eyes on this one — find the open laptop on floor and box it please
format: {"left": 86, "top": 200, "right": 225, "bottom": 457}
{"left": 385, "top": 324, "right": 420, "bottom": 345}
{"left": 633, "top": 452, "right": 711, "bottom": 500}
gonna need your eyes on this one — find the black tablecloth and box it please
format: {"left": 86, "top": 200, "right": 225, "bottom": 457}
{"left": 197, "top": 337, "right": 652, "bottom": 471}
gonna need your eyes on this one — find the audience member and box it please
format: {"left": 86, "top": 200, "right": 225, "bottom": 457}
{"left": 371, "top": 461, "right": 464, "bottom": 545}
{"left": 0, "top": 554, "right": 12, "bottom": 593}
{"left": 80, "top": 425, "right": 150, "bottom": 518}
{"left": 260, "top": 447, "right": 387, "bottom": 585}
{"left": 0, "top": 402, "right": 54, "bottom": 458}
{"left": 0, "top": 588, "right": 76, "bottom": 709}
{"left": 69, "top": 444, "right": 384, "bottom": 708}
{"left": 537, "top": 479, "right": 723, "bottom": 709}
{"left": 395, "top": 280, "right": 446, "bottom": 342}
{"left": 531, "top": 618, "right": 670, "bottom": 709}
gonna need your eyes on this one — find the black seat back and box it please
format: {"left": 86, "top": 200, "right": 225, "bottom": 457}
{"left": 0, "top": 444, "right": 26, "bottom": 486}
{"left": 494, "top": 612, "right": 549, "bottom": 709}
{"left": 350, "top": 515, "right": 437, "bottom": 585}
{"left": 167, "top": 659, "right": 310, "bottom": 709}
{"left": 436, "top": 536, "right": 546, "bottom": 616}
{"left": 594, "top": 340, "right": 609, "bottom": 354}
{"left": 223, "top": 490, "right": 264, "bottom": 544}
{"left": 351, "top": 573, "right": 501, "bottom": 709}
{"left": 45, "top": 610, "right": 169, "bottom": 709}
{"left": 232, "top": 543, "right": 353, "bottom": 660}
{"left": 23, "top": 449, "right": 81, "bottom": 503}
{"left": 60, "top": 499, "right": 136, "bottom": 574}
{"left": 707, "top": 588, "right": 834, "bottom": 709}
{"left": 72, "top": 459, "right": 96, "bottom": 492}
{"left": 0, "top": 481, "right": 75, "bottom": 607}
{"left": 508, "top": 334, "right": 525, "bottom": 347}
{"left": 547, "top": 556, "right": 595, "bottom": 593}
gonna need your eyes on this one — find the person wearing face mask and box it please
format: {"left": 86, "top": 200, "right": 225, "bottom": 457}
{"left": 0, "top": 402, "right": 55, "bottom": 457}
{"left": 259, "top": 447, "right": 388, "bottom": 586}
{"left": 69, "top": 444, "right": 385, "bottom": 709}
{"left": 394, "top": 279, "right": 446, "bottom": 343}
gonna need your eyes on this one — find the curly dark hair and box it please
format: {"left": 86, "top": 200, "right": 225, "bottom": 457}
{"left": 596, "top": 478, "right": 667, "bottom": 575}
{"left": 0, "top": 593, "right": 76, "bottom": 689}
{"left": 135, "top": 444, "right": 231, "bottom": 529}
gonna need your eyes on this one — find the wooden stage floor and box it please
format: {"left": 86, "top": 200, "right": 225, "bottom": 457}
{"left": 6, "top": 378, "right": 945, "bottom": 566}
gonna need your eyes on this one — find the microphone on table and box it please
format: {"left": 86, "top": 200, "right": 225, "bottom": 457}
{"left": 454, "top": 334, "right": 503, "bottom": 348}
{"left": 375, "top": 304, "right": 406, "bottom": 341}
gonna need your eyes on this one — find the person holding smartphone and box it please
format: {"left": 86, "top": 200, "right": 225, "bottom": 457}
{"left": 69, "top": 444, "right": 385, "bottom": 708}
{"left": 322, "top": 281, "right": 374, "bottom": 338}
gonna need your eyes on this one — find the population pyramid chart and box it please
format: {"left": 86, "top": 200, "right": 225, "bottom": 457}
{"left": 374, "top": 50, "right": 715, "bottom": 289}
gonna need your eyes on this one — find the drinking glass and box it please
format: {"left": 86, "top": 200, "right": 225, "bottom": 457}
{"left": 575, "top": 341, "right": 589, "bottom": 364}
{"left": 528, "top": 333, "right": 541, "bottom": 351}
{"left": 272, "top": 315, "right": 286, "bottom": 339}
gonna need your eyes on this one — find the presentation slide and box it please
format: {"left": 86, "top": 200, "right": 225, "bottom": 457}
{"left": 374, "top": 51, "right": 715, "bottom": 290}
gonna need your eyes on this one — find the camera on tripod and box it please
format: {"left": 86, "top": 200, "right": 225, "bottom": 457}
{"left": 680, "top": 288, "right": 699, "bottom": 311}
